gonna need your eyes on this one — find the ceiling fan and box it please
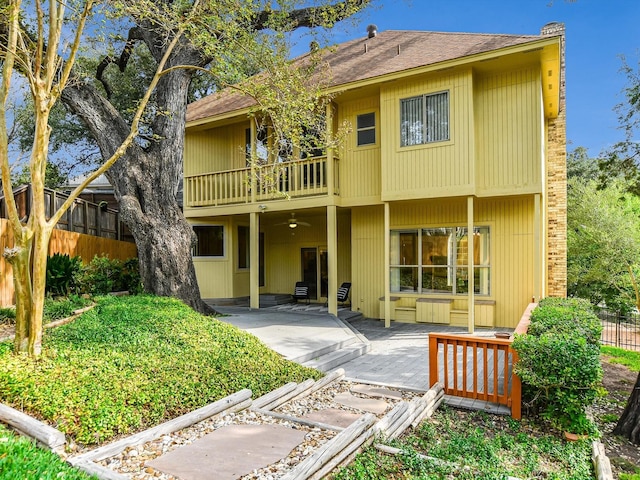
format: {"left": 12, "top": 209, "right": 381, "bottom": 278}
{"left": 277, "top": 213, "right": 311, "bottom": 229}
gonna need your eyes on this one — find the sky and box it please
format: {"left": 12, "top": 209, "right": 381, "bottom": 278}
{"left": 296, "top": 0, "right": 640, "bottom": 157}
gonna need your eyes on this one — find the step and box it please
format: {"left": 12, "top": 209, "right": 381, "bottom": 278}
{"left": 289, "top": 336, "right": 357, "bottom": 364}
{"left": 303, "top": 342, "right": 371, "bottom": 372}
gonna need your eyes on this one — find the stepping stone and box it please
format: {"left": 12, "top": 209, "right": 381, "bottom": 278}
{"left": 301, "top": 408, "right": 362, "bottom": 428}
{"left": 333, "top": 392, "right": 388, "bottom": 414}
{"left": 350, "top": 384, "right": 403, "bottom": 400}
{"left": 146, "top": 424, "right": 305, "bottom": 480}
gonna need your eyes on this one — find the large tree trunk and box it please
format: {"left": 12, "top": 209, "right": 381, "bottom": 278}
{"left": 62, "top": 40, "right": 212, "bottom": 314}
{"left": 613, "top": 372, "right": 640, "bottom": 444}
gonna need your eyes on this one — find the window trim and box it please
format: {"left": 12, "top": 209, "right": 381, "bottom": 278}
{"left": 389, "top": 225, "right": 491, "bottom": 296}
{"left": 191, "top": 224, "right": 226, "bottom": 259}
{"left": 356, "top": 112, "right": 377, "bottom": 147}
{"left": 399, "top": 90, "right": 450, "bottom": 148}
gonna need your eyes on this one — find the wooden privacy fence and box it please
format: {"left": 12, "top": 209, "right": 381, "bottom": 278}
{"left": 428, "top": 303, "right": 535, "bottom": 419}
{"left": 0, "top": 184, "right": 124, "bottom": 240}
{"left": 0, "top": 218, "right": 137, "bottom": 307}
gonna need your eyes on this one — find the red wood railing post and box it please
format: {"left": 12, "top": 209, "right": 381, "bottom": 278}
{"left": 428, "top": 335, "right": 438, "bottom": 388}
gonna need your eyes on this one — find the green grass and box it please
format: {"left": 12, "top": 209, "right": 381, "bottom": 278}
{"left": 601, "top": 346, "right": 640, "bottom": 371}
{"left": 0, "top": 295, "right": 92, "bottom": 325}
{"left": 0, "top": 424, "right": 95, "bottom": 479}
{"left": 333, "top": 407, "right": 593, "bottom": 480}
{"left": 0, "top": 295, "right": 321, "bottom": 445}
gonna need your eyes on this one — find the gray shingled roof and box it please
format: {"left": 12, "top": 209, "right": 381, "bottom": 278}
{"left": 186, "top": 29, "right": 542, "bottom": 123}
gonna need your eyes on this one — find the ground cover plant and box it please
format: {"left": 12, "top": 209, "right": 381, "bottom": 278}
{"left": 333, "top": 405, "right": 593, "bottom": 480}
{"left": 0, "top": 424, "right": 95, "bottom": 479}
{"left": 0, "top": 295, "right": 321, "bottom": 445}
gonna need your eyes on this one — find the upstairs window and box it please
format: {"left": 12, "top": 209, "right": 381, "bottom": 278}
{"left": 400, "top": 91, "right": 449, "bottom": 146}
{"left": 192, "top": 225, "right": 224, "bottom": 257}
{"left": 356, "top": 112, "right": 376, "bottom": 146}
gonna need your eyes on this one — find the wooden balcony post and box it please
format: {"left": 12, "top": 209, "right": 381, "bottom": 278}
{"left": 250, "top": 118, "right": 257, "bottom": 204}
{"left": 325, "top": 103, "right": 334, "bottom": 197}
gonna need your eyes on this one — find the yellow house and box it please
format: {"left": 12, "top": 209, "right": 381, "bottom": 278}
{"left": 183, "top": 24, "right": 566, "bottom": 330}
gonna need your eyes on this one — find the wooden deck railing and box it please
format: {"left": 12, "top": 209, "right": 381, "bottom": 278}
{"left": 428, "top": 303, "right": 536, "bottom": 419}
{"left": 184, "top": 155, "right": 339, "bottom": 207}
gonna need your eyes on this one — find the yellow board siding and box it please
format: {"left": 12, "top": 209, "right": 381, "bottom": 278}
{"left": 185, "top": 122, "right": 247, "bottom": 176}
{"left": 337, "top": 96, "right": 382, "bottom": 203}
{"left": 191, "top": 218, "right": 233, "bottom": 299}
{"left": 351, "top": 197, "right": 534, "bottom": 328}
{"left": 475, "top": 67, "right": 542, "bottom": 195}
{"left": 380, "top": 69, "right": 474, "bottom": 201}
{"left": 351, "top": 206, "right": 385, "bottom": 318}
{"left": 264, "top": 211, "right": 352, "bottom": 301}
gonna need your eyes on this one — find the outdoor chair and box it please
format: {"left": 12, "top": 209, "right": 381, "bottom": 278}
{"left": 337, "top": 282, "right": 351, "bottom": 306}
{"left": 293, "top": 282, "right": 310, "bottom": 304}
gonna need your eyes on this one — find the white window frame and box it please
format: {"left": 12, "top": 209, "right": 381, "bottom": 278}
{"left": 400, "top": 90, "right": 450, "bottom": 147}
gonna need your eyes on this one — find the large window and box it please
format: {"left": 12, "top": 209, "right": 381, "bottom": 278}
{"left": 400, "top": 91, "right": 449, "bottom": 146}
{"left": 356, "top": 112, "right": 376, "bottom": 146}
{"left": 192, "top": 225, "right": 224, "bottom": 257}
{"left": 390, "top": 226, "right": 490, "bottom": 295}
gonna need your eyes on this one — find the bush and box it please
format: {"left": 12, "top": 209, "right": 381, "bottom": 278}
{"left": 512, "top": 297, "right": 603, "bottom": 434}
{"left": 0, "top": 307, "right": 16, "bottom": 324}
{"left": 78, "top": 256, "right": 141, "bottom": 295}
{"left": 528, "top": 297, "right": 601, "bottom": 345}
{"left": 45, "top": 253, "right": 82, "bottom": 296}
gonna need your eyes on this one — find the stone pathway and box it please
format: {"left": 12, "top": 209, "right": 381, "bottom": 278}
{"left": 86, "top": 375, "right": 426, "bottom": 479}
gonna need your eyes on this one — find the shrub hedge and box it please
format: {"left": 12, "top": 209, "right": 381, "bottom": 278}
{"left": 512, "top": 297, "right": 603, "bottom": 434}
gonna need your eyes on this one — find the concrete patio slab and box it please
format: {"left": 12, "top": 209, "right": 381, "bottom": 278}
{"left": 213, "top": 306, "right": 357, "bottom": 364}
{"left": 146, "top": 424, "right": 305, "bottom": 480}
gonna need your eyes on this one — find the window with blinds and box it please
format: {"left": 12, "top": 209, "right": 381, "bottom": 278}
{"left": 400, "top": 91, "right": 449, "bottom": 147}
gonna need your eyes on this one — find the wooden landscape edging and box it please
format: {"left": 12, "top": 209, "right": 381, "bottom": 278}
{"left": 592, "top": 441, "right": 613, "bottom": 480}
{"left": 0, "top": 403, "right": 66, "bottom": 451}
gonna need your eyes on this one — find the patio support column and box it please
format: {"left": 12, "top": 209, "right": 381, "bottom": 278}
{"left": 534, "top": 193, "right": 542, "bottom": 301}
{"left": 384, "top": 202, "right": 390, "bottom": 328}
{"left": 327, "top": 205, "right": 338, "bottom": 316}
{"left": 467, "top": 196, "right": 475, "bottom": 334}
{"left": 326, "top": 103, "right": 335, "bottom": 197}
{"left": 250, "top": 211, "right": 260, "bottom": 309}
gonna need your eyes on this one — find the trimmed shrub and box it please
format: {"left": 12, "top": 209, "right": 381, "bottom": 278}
{"left": 45, "top": 253, "right": 82, "bottom": 296}
{"left": 512, "top": 297, "right": 603, "bottom": 434}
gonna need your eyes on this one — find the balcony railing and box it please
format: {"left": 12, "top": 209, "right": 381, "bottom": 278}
{"left": 185, "top": 156, "right": 339, "bottom": 207}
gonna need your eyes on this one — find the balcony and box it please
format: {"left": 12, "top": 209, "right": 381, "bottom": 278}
{"left": 185, "top": 155, "right": 339, "bottom": 208}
